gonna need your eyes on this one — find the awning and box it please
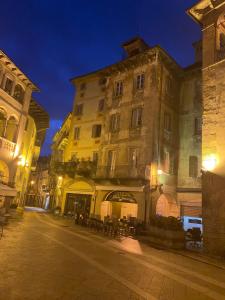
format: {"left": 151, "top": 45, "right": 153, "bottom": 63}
{"left": 105, "top": 191, "right": 137, "bottom": 203}
{"left": 0, "top": 184, "right": 17, "bottom": 197}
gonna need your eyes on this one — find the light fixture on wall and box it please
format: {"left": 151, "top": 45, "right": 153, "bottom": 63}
{"left": 202, "top": 155, "right": 217, "bottom": 171}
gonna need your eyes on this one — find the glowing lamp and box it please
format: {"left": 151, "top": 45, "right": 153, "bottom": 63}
{"left": 31, "top": 180, "right": 35, "bottom": 185}
{"left": 202, "top": 155, "right": 217, "bottom": 171}
{"left": 157, "top": 169, "right": 163, "bottom": 175}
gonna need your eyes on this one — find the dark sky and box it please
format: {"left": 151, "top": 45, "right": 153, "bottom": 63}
{"left": 1, "top": 0, "right": 200, "bottom": 155}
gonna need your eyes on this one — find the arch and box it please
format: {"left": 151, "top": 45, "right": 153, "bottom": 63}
{"left": 156, "top": 193, "right": 179, "bottom": 218}
{"left": 0, "top": 108, "right": 7, "bottom": 137}
{"left": 13, "top": 84, "right": 25, "bottom": 104}
{"left": 5, "top": 116, "right": 18, "bottom": 142}
{"left": 0, "top": 160, "right": 9, "bottom": 184}
{"left": 3, "top": 75, "right": 13, "bottom": 95}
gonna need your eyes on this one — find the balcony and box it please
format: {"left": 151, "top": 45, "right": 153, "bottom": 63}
{"left": 53, "top": 160, "right": 97, "bottom": 178}
{"left": 0, "top": 137, "right": 16, "bottom": 160}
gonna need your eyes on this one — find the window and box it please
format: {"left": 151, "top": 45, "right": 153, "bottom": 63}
{"left": 129, "top": 149, "right": 138, "bottom": 169}
{"left": 74, "top": 104, "right": 83, "bottom": 116}
{"left": 109, "top": 114, "right": 120, "bottom": 133}
{"left": 194, "top": 117, "right": 201, "bottom": 135}
{"left": 107, "top": 150, "right": 116, "bottom": 177}
{"left": 99, "top": 77, "right": 107, "bottom": 86}
{"left": 93, "top": 152, "right": 98, "bottom": 166}
{"left": 13, "top": 85, "right": 24, "bottom": 103}
{"left": 131, "top": 107, "right": 142, "bottom": 128}
{"left": 114, "top": 81, "right": 123, "bottom": 97}
{"left": 92, "top": 124, "right": 102, "bottom": 138}
{"left": 0, "top": 109, "right": 7, "bottom": 137}
{"left": 136, "top": 74, "right": 145, "bottom": 90}
{"left": 25, "top": 119, "right": 29, "bottom": 131}
{"left": 98, "top": 99, "right": 105, "bottom": 112}
{"left": 80, "top": 82, "right": 86, "bottom": 91}
{"left": 164, "top": 112, "right": 172, "bottom": 131}
{"left": 189, "top": 156, "right": 198, "bottom": 178}
{"left": 4, "top": 78, "right": 13, "bottom": 95}
{"left": 165, "top": 77, "right": 173, "bottom": 94}
{"left": 164, "top": 150, "right": 170, "bottom": 173}
{"left": 74, "top": 127, "right": 80, "bottom": 140}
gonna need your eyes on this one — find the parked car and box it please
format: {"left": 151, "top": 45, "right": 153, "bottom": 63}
{"left": 182, "top": 216, "right": 202, "bottom": 233}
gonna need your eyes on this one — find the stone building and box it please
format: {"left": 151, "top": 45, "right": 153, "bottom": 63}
{"left": 188, "top": 0, "right": 225, "bottom": 256}
{"left": 0, "top": 50, "right": 48, "bottom": 210}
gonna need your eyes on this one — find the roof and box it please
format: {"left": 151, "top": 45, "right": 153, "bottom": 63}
{"left": 29, "top": 99, "right": 50, "bottom": 146}
{"left": 0, "top": 50, "right": 39, "bottom": 91}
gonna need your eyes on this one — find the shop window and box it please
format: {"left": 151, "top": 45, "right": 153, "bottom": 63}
{"left": 74, "top": 104, "right": 83, "bottom": 116}
{"left": 131, "top": 107, "right": 142, "bottom": 128}
{"left": 109, "top": 114, "right": 120, "bottom": 133}
{"left": 189, "top": 156, "right": 198, "bottom": 178}
{"left": 92, "top": 124, "right": 102, "bottom": 138}
{"left": 135, "top": 74, "right": 145, "bottom": 90}
{"left": 13, "top": 84, "right": 24, "bottom": 104}
{"left": 4, "top": 77, "right": 13, "bottom": 95}
{"left": 74, "top": 127, "right": 80, "bottom": 140}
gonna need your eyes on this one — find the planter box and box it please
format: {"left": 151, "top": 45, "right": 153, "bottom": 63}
{"left": 146, "top": 226, "right": 185, "bottom": 249}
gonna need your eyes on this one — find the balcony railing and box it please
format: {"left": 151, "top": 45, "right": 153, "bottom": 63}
{"left": 53, "top": 160, "right": 97, "bottom": 178}
{"left": 0, "top": 136, "right": 16, "bottom": 152}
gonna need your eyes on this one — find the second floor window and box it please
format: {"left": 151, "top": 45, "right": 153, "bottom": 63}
{"left": 115, "top": 81, "right": 123, "bottom": 97}
{"left": 98, "top": 99, "right": 105, "bottom": 112}
{"left": 74, "top": 104, "right": 83, "bottom": 116}
{"left": 129, "top": 148, "right": 138, "bottom": 169}
{"left": 92, "top": 124, "right": 102, "bottom": 138}
{"left": 194, "top": 117, "right": 201, "bottom": 135}
{"left": 164, "top": 112, "right": 172, "bottom": 131}
{"left": 107, "top": 150, "right": 116, "bottom": 177}
{"left": 93, "top": 152, "right": 98, "bottom": 166}
{"left": 4, "top": 78, "right": 13, "bottom": 95}
{"left": 74, "top": 127, "right": 80, "bottom": 140}
{"left": 110, "top": 114, "right": 120, "bottom": 133}
{"left": 136, "top": 74, "right": 145, "bottom": 90}
{"left": 189, "top": 156, "right": 198, "bottom": 178}
{"left": 131, "top": 107, "right": 142, "bottom": 129}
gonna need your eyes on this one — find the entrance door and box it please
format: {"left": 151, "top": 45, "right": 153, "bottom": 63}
{"left": 65, "top": 193, "right": 91, "bottom": 216}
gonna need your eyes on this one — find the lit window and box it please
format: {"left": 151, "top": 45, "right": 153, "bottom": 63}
{"left": 107, "top": 150, "right": 116, "bottom": 177}
{"left": 110, "top": 114, "right": 120, "bottom": 133}
{"left": 131, "top": 107, "right": 142, "bottom": 128}
{"left": 98, "top": 99, "right": 105, "bottom": 112}
{"left": 74, "top": 104, "right": 83, "bottom": 116}
{"left": 92, "top": 124, "right": 102, "bottom": 138}
{"left": 129, "top": 149, "right": 138, "bottom": 169}
{"left": 136, "top": 74, "right": 145, "bottom": 90}
{"left": 114, "top": 81, "right": 123, "bottom": 97}
{"left": 189, "top": 156, "right": 198, "bottom": 178}
{"left": 74, "top": 127, "right": 80, "bottom": 140}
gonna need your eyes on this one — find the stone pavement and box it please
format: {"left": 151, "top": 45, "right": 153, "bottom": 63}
{"left": 0, "top": 210, "right": 225, "bottom": 300}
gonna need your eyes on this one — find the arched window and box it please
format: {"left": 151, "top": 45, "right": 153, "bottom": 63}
{"left": 4, "top": 77, "right": 13, "bottom": 95}
{"left": 13, "top": 84, "right": 24, "bottom": 104}
{"left": 5, "top": 116, "right": 18, "bottom": 143}
{"left": 0, "top": 108, "right": 7, "bottom": 137}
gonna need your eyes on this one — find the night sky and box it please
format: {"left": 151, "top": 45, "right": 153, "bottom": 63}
{"left": 1, "top": 0, "right": 200, "bottom": 155}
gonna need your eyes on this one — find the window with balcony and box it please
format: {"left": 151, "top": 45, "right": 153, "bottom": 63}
{"left": 4, "top": 77, "right": 13, "bottom": 95}
{"left": 13, "top": 84, "right": 24, "bottom": 104}
{"left": 92, "top": 124, "right": 102, "bottom": 138}
{"left": 135, "top": 74, "right": 145, "bottom": 90}
{"left": 109, "top": 114, "right": 120, "bottom": 133}
{"left": 189, "top": 156, "right": 198, "bottom": 178}
{"left": 98, "top": 99, "right": 105, "bottom": 112}
{"left": 74, "top": 127, "right": 80, "bottom": 140}
{"left": 131, "top": 107, "right": 142, "bottom": 129}
{"left": 74, "top": 104, "right": 83, "bottom": 116}
{"left": 114, "top": 81, "right": 123, "bottom": 97}
{"left": 0, "top": 109, "right": 7, "bottom": 137}
{"left": 194, "top": 117, "right": 201, "bottom": 135}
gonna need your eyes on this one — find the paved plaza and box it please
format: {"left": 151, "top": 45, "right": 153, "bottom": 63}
{"left": 0, "top": 210, "right": 225, "bottom": 300}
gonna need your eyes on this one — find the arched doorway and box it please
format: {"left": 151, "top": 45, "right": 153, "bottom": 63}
{"left": 156, "top": 193, "right": 179, "bottom": 217}
{"left": 101, "top": 191, "right": 138, "bottom": 220}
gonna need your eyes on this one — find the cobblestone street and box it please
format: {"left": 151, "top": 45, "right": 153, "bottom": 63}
{"left": 0, "top": 210, "right": 225, "bottom": 300}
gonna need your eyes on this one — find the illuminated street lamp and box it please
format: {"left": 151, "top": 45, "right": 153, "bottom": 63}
{"left": 202, "top": 155, "right": 217, "bottom": 172}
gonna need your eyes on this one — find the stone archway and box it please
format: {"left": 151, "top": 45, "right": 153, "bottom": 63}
{"left": 156, "top": 193, "right": 179, "bottom": 218}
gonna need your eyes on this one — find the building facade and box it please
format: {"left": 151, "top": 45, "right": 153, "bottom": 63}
{"left": 0, "top": 50, "right": 48, "bottom": 210}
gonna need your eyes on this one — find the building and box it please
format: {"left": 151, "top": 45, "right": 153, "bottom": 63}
{"left": 0, "top": 50, "right": 49, "bottom": 210}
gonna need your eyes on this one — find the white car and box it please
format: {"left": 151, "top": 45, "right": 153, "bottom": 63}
{"left": 182, "top": 216, "right": 202, "bottom": 233}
